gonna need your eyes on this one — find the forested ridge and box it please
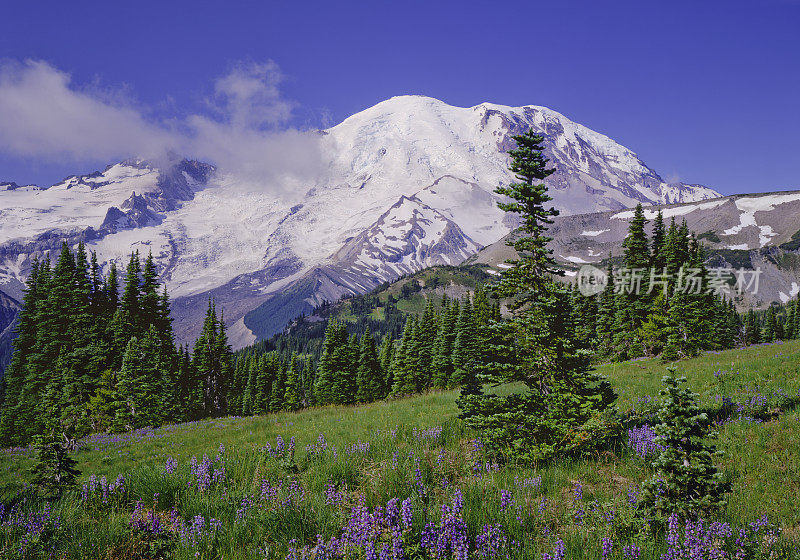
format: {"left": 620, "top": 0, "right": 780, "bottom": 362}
{"left": 3, "top": 212, "right": 800, "bottom": 447}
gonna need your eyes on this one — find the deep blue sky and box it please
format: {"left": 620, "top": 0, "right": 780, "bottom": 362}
{"left": 1, "top": 0, "right": 798, "bottom": 194}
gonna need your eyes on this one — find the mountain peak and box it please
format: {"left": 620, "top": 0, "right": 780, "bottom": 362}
{"left": 2, "top": 95, "right": 724, "bottom": 348}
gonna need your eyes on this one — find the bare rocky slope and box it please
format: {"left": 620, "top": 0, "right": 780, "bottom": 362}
{"left": 468, "top": 191, "right": 800, "bottom": 308}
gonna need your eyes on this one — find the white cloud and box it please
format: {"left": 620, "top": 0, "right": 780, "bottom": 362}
{"left": 0, "top": 59, "right": 323, "bottom": 193}
{"left": 0, "top": 60, "right": 174, "bottom": 161}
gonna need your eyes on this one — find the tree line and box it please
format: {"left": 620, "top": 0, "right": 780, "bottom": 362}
{"left": 228, "top": 289, "right": 499, "bottom": 414}
{"left": 0, "top": 243, "right": 233, "bottom": 446}
{"left": 570, "top": 204, "right": 799, "bottom": 361}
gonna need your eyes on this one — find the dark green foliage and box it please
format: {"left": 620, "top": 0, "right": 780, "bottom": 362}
{"left": 590, "top": 209, "right": 749, "bottom": 362}
{"left": 314, "top": 320, "right": 348, "bottom": 405}
{"left": 284, "top": 355, "right": 302, "bottom": 411}
{"left": 29, "top": 423, "right": 81, "bottom": 498}
{"left": 378, "top": 335, "right": 394, "bottom": 397}
{"left": 697, "top": 230, "right": 721, "bottom": 243}
{"left": 778, "top": 228, "right": 800, "bottom": 251}
{"left": 431, "top": 297, "right": 458, "bottom": 389}
{"left": 763, "top": 305, "right": 778, "bottom": 342}
{"left": 612, "top": 204, "right": 650, "bottom": 359}
{"left": 451, "top": 296, "right": 479, "bottom": 387}
{"left": 391, "top": 317, "right": 419, "bottom": 396}
{"left": 356, "top": 327, "right": 383, "bottom": 403}
{"left": 193, "top": 302, "right": 234, "bottom": 416}
{"left": 114, "top": 329, "right": 167, "bottom": 431}
{"left": 640, "top": 371, "right": 731, "bottom": 519}
{"left": 0, "top": 244, "right": 236, "bottom": 445}
{"left": 459, "top": 129, "right": 616, "bottom": 464}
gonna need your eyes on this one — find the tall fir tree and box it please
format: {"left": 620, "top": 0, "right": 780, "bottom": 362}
{"left": 460, "top": 129, "right": 616, "bottom": 463}
{"left": 356, "top": 327, "right": 383, "bottom": 403}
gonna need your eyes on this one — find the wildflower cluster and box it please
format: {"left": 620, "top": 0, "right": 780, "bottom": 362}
{"left": 626, "top": 425, "right": 663, "bottom": 459}
{"left": 0, "top": 501, "right": 63, "bottom": 557}
{"left": 80, "top": 473, "right": 127, "bottom": 508}
{"left": 263, "top": 435, "right": 296, "bottom": 461}
{"left": 188, "top": 445, "right": 226, "bottom": 492}
{"left": 286, "top": 496, "right": 414, "bottom": 559}
{"left": 661, "top": 513, "right": 780, "bottom": 560}
{"left": 129, "top": 497, "right": 222, "bottom": 555}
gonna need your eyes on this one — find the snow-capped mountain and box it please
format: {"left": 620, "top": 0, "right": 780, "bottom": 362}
{"left": 0, "top": 95, "right": 722, "bottom": 350}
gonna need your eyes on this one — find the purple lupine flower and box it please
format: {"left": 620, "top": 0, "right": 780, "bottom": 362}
{"left": 400, "top": 499, "right": 413, "bottom": 530}
{"left": 572, "top": 481, "right": 583, "bottom": 501}
{"left": 475, "top": 524, "right": 512, "bottom": 559}
{"left": 542, "top": 539, "right": 566, "bottom": 560}
{"left": 627, "top": 486, "right": 639, "bottom": 506}
{"left": 324, "top": 482, "right": 343, "bottom": 506}
{"left": 601, "top": 536, "right": 613, "bottom": 560}
{"left": 499, "top": 489, "right": 514, "bottom": 512}
{"left": 622, "top": 543, "right": 641, "bottom": 559}
{"left": 627, "top": 424, "right": 664, "bottom": 458}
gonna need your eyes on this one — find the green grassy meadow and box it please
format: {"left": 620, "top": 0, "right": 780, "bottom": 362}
{"left": 1, "top": 340, "right": 799, "bottom": 559}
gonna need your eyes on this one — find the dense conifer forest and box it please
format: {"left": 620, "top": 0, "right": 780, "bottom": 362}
{"left": 3, "top": 220, "right": 799, "bottom": 447}
{"left": 0, "top": 243, "right": 233, "bottom": 446}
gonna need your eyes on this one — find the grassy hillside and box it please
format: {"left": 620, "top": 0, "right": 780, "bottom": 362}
{"left": 1, "top": 341, "right": 799, "bottom": 558}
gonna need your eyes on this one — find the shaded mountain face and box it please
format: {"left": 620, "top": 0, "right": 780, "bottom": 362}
{"left": 0, "top": 289, "right": 20, "bottom": 379}
{"left": 0, "top": 95, "right": 721, "bottom": 351}
{"left": 469, "top": 191, "right": 800, "bottom": 308}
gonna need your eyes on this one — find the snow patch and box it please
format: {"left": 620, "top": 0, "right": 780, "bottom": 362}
{"left": 778, "top": 283, "right": 800, "bottom": 304}
{"left": 581, "top": 229, "right": 609, "bottom": 236}
{"left": 561, "top": 255, "right": 590, "bottom": 264}
{"left": 721, "top": 193, "right": 800, "bottom": 247}
{"left": 611, "top": 199, "right": 726, "bottom": 221}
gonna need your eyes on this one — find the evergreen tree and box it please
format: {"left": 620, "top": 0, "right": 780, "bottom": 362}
{"left": 29, "top": 422, "right": 80, "bottom": 498}
{"left": 762, "top": 305, "right": 777, "bottom": 342}
{"left": 744, "top": 309, "right": 760, "bottom": 345}
{"left": 451, "top": 296, "right": 479, "bottom": 387}
{"left": 329, "top": 334, "right": 358, "bottom": 405}
{"left": 417, "top": 298, "right": 438, "bottom": 387}
{"left": 356, "top": 327, "right": 383, "bottom": 403}
{"left": 794, "top": 297, "right": 800, "bottom": 339}
{"left": 650, "top": 209, "right": 666, "bottom": 271}
{"left": 613, "top": 203, "right": 649, "bottom": 359}
{"left": 595, "top": 257, "right": 617, "bottom": 359}
{"left": 378, "top": 335, "right": 394, "bottom": 398}
{"left": 241, "top": 355, "right": 256, "bottom": 415}
{"left": 270, "top": 363, "right": 286, "bottom": 412}
{"left": 0, "top": 260, "right": 44, "bottom": 443}
{"left": 391, "top": 317, "right": 418, "bottom": 396}
{"left": 460, "top": 129, "right": 616, "bottom": 464}
{"left": 640, "top": 371, "right": 730, "bottom": 519}
{"left": 192, "top": 302, "right": 233, "bottom": 416}
{"left": 431, "top": 298, "right": 458, "bottom": 388}
{"left": 284, "top": 354, "right": 302, "bottom": 411}
{"left": 113, "top": 328, "right": 165, "bottom": 431}
{"left": 314, "top": 320, "right": 348, "bottom": 404}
